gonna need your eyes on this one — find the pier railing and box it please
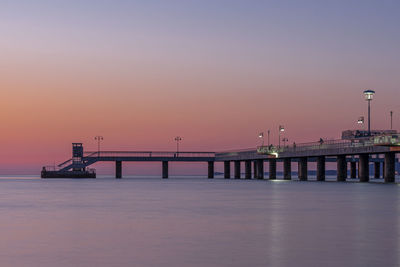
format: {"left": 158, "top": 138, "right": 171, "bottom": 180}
{"left": 83, "top": 151, "right": 215, "bottom": 158}
{"left": 43, "top": 165, "right": 60, "bottom": 171}
{"left": 57, "top": 158, "right": 73, "bottom": 168}
{"left": 216, "top": 147, "right": 257, "bottom": 154}
{"left": 43, "top": 165, "right": 95, "bottom": 173}
{"left": 257, "top": 134, "right": 400, "bottom": 155}
{"left": 215, "top": 148, "right": 257, "bottom": 159}
{"left": 257, "top": 139, "right": 369, "bottom": 154}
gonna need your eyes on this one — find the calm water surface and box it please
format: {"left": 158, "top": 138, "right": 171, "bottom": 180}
{"left": 0, "top": 176, "right": 399, "bottom": 267}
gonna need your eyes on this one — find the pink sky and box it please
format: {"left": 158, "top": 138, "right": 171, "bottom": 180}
{"left": 1, "top": 1, "right": 399, "bottom": 174}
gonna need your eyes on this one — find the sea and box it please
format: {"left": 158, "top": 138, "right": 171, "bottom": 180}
{"left": 0, "top": 175, "right": 399, "bottom": 267}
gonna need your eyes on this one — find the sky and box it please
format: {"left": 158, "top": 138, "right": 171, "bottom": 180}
{"left": 1, "top": 0, "right": 400, "bottom": 174}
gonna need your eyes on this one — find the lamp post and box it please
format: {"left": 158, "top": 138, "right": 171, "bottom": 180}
{"left": 267, "top": 130, "right": 270, "bottom": 146}
{"left": 282, "top": 137, "right": 288, "bottom": 147}
{"left": 94, "top": 136, "right": 103, "bottom": 156}
{"left": 363, "top": 89, "right": 375, "bottom": 136}
{"left": 258, "top": 132, "right": 264, "bottom": 146}
{"left": 390, "top": 111, "right": 393, "bottom": 130}
{"left": 278, "top": 125, "right": 285, "bottom": 148}
{"left": 174, "top": 136, "right": 182, "bottom": 153}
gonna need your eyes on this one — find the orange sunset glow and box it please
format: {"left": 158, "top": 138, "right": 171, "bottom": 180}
{"left": 1, "top": 1, "right": 399, "bottom": 174}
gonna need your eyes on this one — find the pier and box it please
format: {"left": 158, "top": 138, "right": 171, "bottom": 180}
{"left": 43, "top": 134, "right": 400, "bottom": 182}
{"left": 50, "top": 145, "right": 215, "bottom": 179}
{"left": 254, "top": 136, "right": 400, "bottom": 183}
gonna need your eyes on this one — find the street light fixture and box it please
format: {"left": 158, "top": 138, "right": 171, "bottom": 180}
{"left": 278, "top": 125, "right": 285, "bottom": 148}
{"left": 357, "top": 116, "right": 364, "bottom": 124}
{"left": 282, "top": 137, "right": 288, "bottom": 147}
{"left": 174, "top": 136, "right": 183, "bottom": 153}
{"left": 94, "top": 136, "right": 103, "bottom": 156}
{"left": 258, "top": 132, "right": 264, "bottom": 146}
{"left": 363, "top": 89, "right": 375, "bottom": 136}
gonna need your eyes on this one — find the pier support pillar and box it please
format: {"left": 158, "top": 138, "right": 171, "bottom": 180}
{"left": 234, "top": 161, "right": 241, "bottom": 179}
{"left": 208, "top": 161, "right": 214, "bottom": 179}
{"left": 283, "top": 158, "right": 291, "bottom": 180}
{"left": 269, "top": 159, "right": 276, "bottom": 180}
{"left": 316, "top": 156, "right": 325, "bottom": 181}
{"left": 224, "top": 161, "right": 231, "bottom": 179}
{"left": 384, "top": 152, "right": 395, "bottom": 183}
{"left": 253, "top": 161, "right": 258, "bottom": 179}
{"left": 350, "top": 161, "right": 357, "bottom": 178}
{"left": 257, "top": 159, "right": 264, "bottom": 179}
{"left": 298, "top": 157, "right": 308, "bottom": 181}
{"left": 245, "top": 160, "right": 251, "bottom": 179}
{"left": 337, "top": 155, "right": 347, "bottom": 182}
{"left": 162, "top": 161, "right": 168, "bottom": 179}
{"left": 116, "top": 161, "right": 122, "bottom": 179}
{"left": 359, "top": 154, "right": 369, "bottom": 182}
{"left": 374, "top": 162, "right": 381, "bottom": 179}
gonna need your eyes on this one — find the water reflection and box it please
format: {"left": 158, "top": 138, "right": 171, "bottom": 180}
{"left": 0, "top": 177, "right": 398, "bottom": 267}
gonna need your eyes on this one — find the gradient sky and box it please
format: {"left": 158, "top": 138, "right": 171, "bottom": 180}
{"left": 1, "top": 0, "right": 400, "bottom": 174}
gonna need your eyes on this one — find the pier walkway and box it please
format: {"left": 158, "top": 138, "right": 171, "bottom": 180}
{"left": 56, "top": 149, "right": 215, "bottom": 178}
{"left": 44, "top": 134, "right": 399, "bottom": 182}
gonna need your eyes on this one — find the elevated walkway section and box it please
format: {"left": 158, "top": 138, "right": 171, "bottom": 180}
{"left": 59, "top": 151, "right": 215, "bottom": 171}
{"left": 257, "top": 135, "right": 400, "bottom": 158}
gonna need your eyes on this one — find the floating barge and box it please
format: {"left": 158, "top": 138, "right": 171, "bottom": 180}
{"left": 41, "top": 168, "right": 96, "bottom": 178}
